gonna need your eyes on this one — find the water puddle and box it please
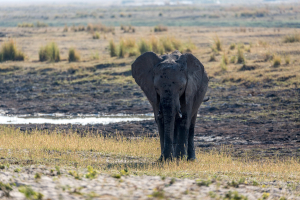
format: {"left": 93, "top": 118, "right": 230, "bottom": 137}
{"left": 0, "top": 113, "right": 154, "bottom": 125}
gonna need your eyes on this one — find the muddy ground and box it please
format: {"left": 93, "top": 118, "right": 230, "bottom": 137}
{"left": 1, "top": 64, "right": 299, "bottom": 159}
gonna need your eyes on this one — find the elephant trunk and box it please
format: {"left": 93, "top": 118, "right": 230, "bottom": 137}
{"left": 161, "top": 97, "right": 177, "bottom": 160}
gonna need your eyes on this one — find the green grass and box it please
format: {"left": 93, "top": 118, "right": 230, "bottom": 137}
{"left": 68, "top": 48, "right": 80, "bottom": 62}
{"left": 92, "top": 32, "right": 100, "bottom": 39}
{"left": 39, "top": 42, "right": 60, "bottom": 62}
{"left": 284, "top": 32, "right": 300, "bottom": 43}
{"left": 138, "top": 39, "right": 152, "bottom": 54}
{"left": 109, "top": 40, "right": 117, "bottom": 57}
{"left": 0, "top": 40, "right": 25, "bottom": 62}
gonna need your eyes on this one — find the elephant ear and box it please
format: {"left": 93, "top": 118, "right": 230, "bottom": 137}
{"left": 178, "top": 53, "right": 208, "bottom": 103}
{"left": 132, "top": 52, "right": 162, "bottom": 105}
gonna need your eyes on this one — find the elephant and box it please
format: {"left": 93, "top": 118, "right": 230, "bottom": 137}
{"left": 131, "top": 50, "right": 209, "bottom": 161}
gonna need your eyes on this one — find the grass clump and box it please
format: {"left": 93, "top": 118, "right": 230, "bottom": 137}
{"left": 230, "top": 56, "right": 236, "bottom": 63}
{"left": 229, "top": 43, "right": 235, "bottom": 50}
{"left": 68, "top": 171, "right": 81, "bottom": 180}
{"left": 283, "top": 32, "right": 300, "bottom": 43}
{"left": 86, "top": 166, "right": 98, "bottom": 179}
{"left": 109, "top": 40, "right": 117, "bottom": 57}
{"left": 209, "top": 53, "right": 216, "bottom": 62}
{"left": 237, "top": 47, "right": 245, "bottom": 64}
{"left": 138, "top": 39, "right": 152, "bottom": 54}
{"left": 224, "top": 191, "right": 247, "bottom": 200}
{"left": 34, "top": 173, "right": 41, "bottom": 180}
{"left": 196, "top": 179, "right": 211, "bottom": 187}
{"left": 63, "top": 25, "right": 68, "bottom": 32}
{"left": 118, "top": 40, "right": 126, "bottom": 58}
{"left": 36, "top": 21, "right": 48, "bottom": 27}
{"left": 0, "top": 40, "right": 25, "bottom": 62}
{"left": 19, "top": 186, "right": 43, "bottom": 200}
{"left": 55, "top": 166, "right": 61, "bottom": 175}
{"left": 92, "top": 32, "right": 100, "bottom": 39}
{"left": 18, "top": 22, "right": 34, "bottom": 27}
{"left": 68, "top": 48, "right": 80, "bottom": 62}
{"left": 39, "top": 42, "right": 60, "bottom": 62}
{"left": 150, "top": 36, "right": 164, "bottom": 55}
{"left": 284, "top": 55, "right": 290, "bottom": 65}
{"left": 213, "top": 35, "right": 222, "bottom": 51}
{"left": 0, "top": 182, "right": 13, "bottom": 197}
{"left": 154, "top": 25, "right": 168, "bottom": 32}
{"left": 272, "top": 54, "right": 281, "bottom": 67}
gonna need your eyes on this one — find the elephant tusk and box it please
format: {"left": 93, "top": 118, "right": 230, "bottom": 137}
{"left": 178, "top": 111, "right": 182, "bottom": 118}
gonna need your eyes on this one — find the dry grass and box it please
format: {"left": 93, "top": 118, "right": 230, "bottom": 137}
{"left": 273, "top": 54, "right": 281, "bottom": 67}
{"left": 0, "top": 40, "right": 25, "bottom": 62}
{"left": 1, "top": 126, "right": 300, "bottom": 182}
{"left": 68, "top": 48, "right": 80, "bottom": 62}
{"left": 39, "top": 42, "right": 60, "bottom": 62}
{"left": 283, "top": 32, "right": 300, "bottom": 43}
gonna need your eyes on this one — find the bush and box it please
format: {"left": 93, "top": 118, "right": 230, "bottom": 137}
{"left": 92, "top": 32, "right": 100, "bottom": 39}
{"left": 118, "top": 40, "right": 125, "bottom": 58}
{"left": 154, "top": 25, "right": 168, "bottom": 32}
{"left": 284, "top": 55, "right": 290, "bottom": 65}
{"left": 273, "top": 54, "right": 281, "bottom": 67}
{"left": 87, "top": 23, "right": 115, "bottom": 34}
{"left": 68, "top": 48, "right": 80, "bottom": 62}
{"left": 36, "top": 21, "right": 48, "bottom": 27}
{"left": 63, "top": 25, "right": 68, "bottom": 32}
{"left": 39, "top": 42, "right": 60, "bottom": 62}
{"left": 109, "top": 40, "right": 117, "bottom": 57}
{"left": 209, "top": 53, "right": 216, "bottom": 62}
{"left": 138, "top": 39, "right": 151, "bottom": 54}
{"left": 150, "top": 36, "right": 164, "bottom": 55}
{"left": 230, "top": 56, "right": 236, "bottom": 63}
{"left": 229, "top": 43, "right": 235, "bottom": 50}
{"left": 237, "top": 47, "right": 245, "bottom": 64}
{"left": 17, "top": 23, "right": 34, "bottom": 27}
{"left": 0, "top": 40, "right": 25, "bottom": 62}
{"left": 283, "top": 32, "right": 300, "bottom": 43}
{"left": 222, "top": 54, "right": 228, "bottom": 65}
{"left": 213, "top": 35, "right": 222, "bottom": 51}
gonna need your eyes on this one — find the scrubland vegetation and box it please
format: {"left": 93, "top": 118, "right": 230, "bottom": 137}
{"left": 0, "top": 40, "right": 25, "bottom": 62}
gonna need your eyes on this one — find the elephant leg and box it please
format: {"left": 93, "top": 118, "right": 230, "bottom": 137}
{"left": 175, "top": 117, "right": 190, "bottom": 159}
{"left": 173, "top": 118, "right": 180, "bottom": 157}
{"left": 157, "top": 117, "right": 164, "bottom": 161}
{"left": 187, "top": 114, "right": 197, "bottom": 161}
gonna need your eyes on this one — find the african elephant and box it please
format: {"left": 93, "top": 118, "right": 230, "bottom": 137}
{"left": 132, "top": 50, "right": 209, "bottom": 161}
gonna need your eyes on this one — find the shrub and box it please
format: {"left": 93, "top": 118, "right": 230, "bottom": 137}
{"left": 237, "top": 47, "right": 245, "bottom": 64}
{"left": 273, "top": 54, "right": 281, "bottom": 67}
{"left": 0, "top": 40, "right": 25, "bottom": 62}
{"left": 213, "top": 35, "right": 222, "bottom": 51}
{"left": 89, "top": 23, "right": 115, "bottom": 33}
{"left": 17, "top": 23, "right": 34, "bottom": 27}
{"left": 138, "top": 39, "right": 151, "bottom": 54}
{"left": 92, "top": 32, "right": 100, "bottom": 39}
{"left": 220, "top": 60, "right": 227, "bottom": 71}
{"left": 118, "top": 40, "right": 125, "bottom": 58}
{"left": 284, "top": 55, "right": 290, "bottom": 64}
{"left": 160, "top": 37, "right": 175, "bottom": 52}
{"left": 63, "top": 25, "right": 68, "bottom": 32}
{"left": 36, "top": 21, "right": 48, "bottom": 27}
{"left": 229, "top": 43, "right": 235, "bottom": 50}
{"left": 109, "top": 40, "right": 117, "bottom": 57}
{"left": 230, "top": 56, "right": 236, "bottom": 63}
{"left": 283, "top": 32, "right": 300, "bottom": 43}
{"left": 39, "top": 42, "right": 60, "bottom": 62}
{"left": 19, "top": 186, "right": 43, "bottom": 200}
{"left": 263, "top": 51, "right": 273, "bottom": 61}
{"left": 150, "top": 36, "right": 164, "bottom": 54}
{"left": 128, "top": 49, "right": 139, "bottom": 57}
{"left": 154, "top": 25, "right": 168, "bottom": 32}
{"left": 68, "top": 48, "right": 80, "bottom": 62}
{"left": 209, "top": 53, "right": 216, "bottom": 62}
{"left": 222, "top": 54, "right": 229, "bottom": 65}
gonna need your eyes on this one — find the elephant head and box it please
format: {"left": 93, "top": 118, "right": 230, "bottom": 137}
{"left": 132, "top": 51, "right": 208, "bottom": 160}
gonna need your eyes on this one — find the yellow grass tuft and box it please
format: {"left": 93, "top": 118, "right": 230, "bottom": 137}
{"left": 0, "top": 40, "right": 25, "bottom": 62}
{"left": 39, "top": 42, "right": 60, "bottom": 62}
{"left": 68, "top": 48, "right": 80, "bottom": 62}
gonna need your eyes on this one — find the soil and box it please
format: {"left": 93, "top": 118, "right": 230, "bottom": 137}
{"left": 1, "top": 65, "right": 299, "bottom": 159}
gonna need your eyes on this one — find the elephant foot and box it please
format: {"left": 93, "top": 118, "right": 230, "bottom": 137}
{"left": 187, "top": 157, "right": 197, "bottom": 162}
{"left": 156, "top": 155, "right": 164, "bottom": 162}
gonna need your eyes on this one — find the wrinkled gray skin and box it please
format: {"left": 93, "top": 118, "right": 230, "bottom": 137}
{"left": 132, "top": 51, "right": 209, "bottom": 161}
